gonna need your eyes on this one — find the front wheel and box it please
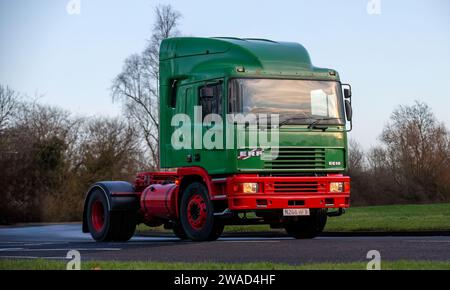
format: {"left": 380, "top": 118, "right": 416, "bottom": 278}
{"left": 86, "top": 189, "right": 136, "bottom": 242}
{"left": 179, "top": 182, "right": 224, "bottom": 242}
{"left": 284, "top": 209, "right": 328, "bottom": 239}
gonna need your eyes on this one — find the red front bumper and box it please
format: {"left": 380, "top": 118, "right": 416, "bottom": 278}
{"left": 226, "top": 174, "right": 350, "bottom": 211}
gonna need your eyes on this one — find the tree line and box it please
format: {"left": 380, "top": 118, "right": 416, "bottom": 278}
{"left": 348, "top": 101, "right": 450, "bottom": 205}
{"left": 0, "top": 86, "right": 144, "bottom": 223}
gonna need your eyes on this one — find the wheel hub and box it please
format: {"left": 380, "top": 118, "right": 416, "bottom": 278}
{"left": 187, "top": 194, "right": 207, "bottom": 230}
{"left": 91, "top": 200, "right": 105, "bottom": 232}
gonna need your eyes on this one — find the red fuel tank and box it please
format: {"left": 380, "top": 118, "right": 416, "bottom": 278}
{"left": 140, "top": 183, "right": 178, "bottom": 225}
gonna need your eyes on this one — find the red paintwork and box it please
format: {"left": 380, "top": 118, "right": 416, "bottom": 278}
{"left": 140, "top": 183, "right": 177, "bottom": 225}
{"left": 91, "top": 200, "right": 105, "bottom": 232}
{"left": 135, "top": 171, "right": 177, "bottom": 192}
{"left": 186, "top": 193, "right": 207, "bottom": 230}
{"left": 177, "top": 167, "right": 213, "bottom": 195}
{"left": 174, "top": 167, "right": 225, "bottom": 217}
{"left": 135, "top": 168, "right": 351, "bottom": 225}
{"left": 225, "top": 174, "right": 350, "bottom": 210}
{"left": 136, "top": 167, "right": 215, "bottom": 225}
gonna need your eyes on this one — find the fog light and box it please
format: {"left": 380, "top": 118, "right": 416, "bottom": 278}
{"left": 330, "top": 182, "right": 344, "bottom": 193}
{"left": 242, "top": 183, "right": 259, "bottom": 194}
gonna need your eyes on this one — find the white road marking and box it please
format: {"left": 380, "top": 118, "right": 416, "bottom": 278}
{"left": 0, "top": 256, "right": 67, "bottom": 260}
{"left": 23, "top": 242, "right": 60, "bottom": 246}
{"left": 221, "top": 240, "right": 280, "bottom": 243}
{"left": 123, "top": 242, "right": 179, "bottom": 245}
{"left": 0, "top": 242, "right": 28, "bottom": 244}
{"left": 405, "top": 240, "right": 450, "bottom": 243}
{"left": 0, "top": 248, "right": 121, "bottom": 252}
{"left": 219, "top": 237, "right": 292, "bottom": 241}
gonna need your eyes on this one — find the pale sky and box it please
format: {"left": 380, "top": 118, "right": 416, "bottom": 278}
{"left": 1, "top": 0, "right": 449, "bottom": 148}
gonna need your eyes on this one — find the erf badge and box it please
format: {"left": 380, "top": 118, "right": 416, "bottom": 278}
{"left": 238, "top": 149, "right": 264, "bottom": 160}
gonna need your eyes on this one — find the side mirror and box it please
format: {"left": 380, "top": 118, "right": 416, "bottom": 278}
{"left": 342, "top": 84, "right": 352, "bottom": 99}
{"left": 345, "top": 100, "right": 353, "bottom": 121}
{"left": 342, "top": 83, "right": 353, "bottom": 131}
{"left": 344, "top": 88, "right": 352, "bottom": 99}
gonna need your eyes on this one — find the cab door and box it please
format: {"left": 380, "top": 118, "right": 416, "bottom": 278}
{"left": 168, "top": 85, "right": 192, "bottom": 168}
{"left": 191, "top": 80, "right": 228, "bottom": 174}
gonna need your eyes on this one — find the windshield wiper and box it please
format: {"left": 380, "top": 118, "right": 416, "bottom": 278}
{"left": 307, "top": 118, "right": 342, "bottom": 130}
{"left": 279, "top": 116, "right": 312, "bottom": 126}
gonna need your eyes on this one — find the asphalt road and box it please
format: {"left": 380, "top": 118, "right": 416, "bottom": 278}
{"left": 0, "top": 224, "right": 449, "bottom": 264}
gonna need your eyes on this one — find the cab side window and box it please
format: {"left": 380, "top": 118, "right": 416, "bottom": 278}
{"left": 199, "top": 83, "right": 222, "bottom": 118}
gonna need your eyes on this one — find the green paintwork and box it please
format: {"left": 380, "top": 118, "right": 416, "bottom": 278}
{"left": 159, "top": 37, "right": 348, "bottom": 174}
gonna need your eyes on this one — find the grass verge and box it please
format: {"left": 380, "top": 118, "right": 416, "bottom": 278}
{"left": 325, "top": 203, "right": 450, "bottom": 232}
{"left": 1, "top": 259, "right": 450, "bottom": 270}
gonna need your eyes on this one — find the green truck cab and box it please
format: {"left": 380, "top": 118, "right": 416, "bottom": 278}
{"left": 160, "top": 37, "right": 351, "bottom": 173}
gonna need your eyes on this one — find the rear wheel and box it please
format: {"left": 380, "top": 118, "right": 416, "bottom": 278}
{"left": 284, "top": 209, "right": 328, "bottom": 239}
{"left": 86, "top": 189, "right": 136, "bottom": 242}
{"left": 179, "top": 182, "right": 224, "bottom": 241}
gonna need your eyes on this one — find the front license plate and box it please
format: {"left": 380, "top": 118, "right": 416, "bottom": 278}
{"left": 283, "top": 208, "right": 310, "bottom": 216}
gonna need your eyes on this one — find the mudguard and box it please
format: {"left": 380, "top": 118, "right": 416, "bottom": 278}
{"left": 82, "top": 181, "right": 139, "bottom": 233}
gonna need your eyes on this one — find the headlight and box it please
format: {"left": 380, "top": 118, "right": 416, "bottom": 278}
{"left": 329, "top": 182, "right": 344, "bottom": 193}
{"left": 242, "top": 183, "right": 259, "bottom": 194}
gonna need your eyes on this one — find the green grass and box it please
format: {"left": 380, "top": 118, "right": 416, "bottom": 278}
{"left": 1, "top": 259, "right": 449, "bottom": 270}
{"left": 325, "top": 203, "right": 450, "bottom": 232}
{"left": 136, "top": 203, "right": 450, "bottom": 235}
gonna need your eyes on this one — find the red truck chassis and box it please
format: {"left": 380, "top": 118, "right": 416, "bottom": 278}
{"left": 82, "top": 166, "right": 350, "bottom": 241}
{"left": 133, "top": 167, "right": 350, "bottom": 225}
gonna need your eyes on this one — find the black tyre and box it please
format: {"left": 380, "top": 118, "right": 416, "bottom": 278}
{"left": 284, "top": 209, "right": 328, "bottom": 239}
{"left": 172, "top": 223, "right": 188, "bottom": 240}
{"left": 86, "top": 189, "right": 136, "bottom": 242}
{"left": 179, "top": 182, "right": 224, "bottom": 242}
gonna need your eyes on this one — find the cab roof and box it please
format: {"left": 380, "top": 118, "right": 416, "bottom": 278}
{"left": 159, "top": 37, "right": 337, "bottom": 82}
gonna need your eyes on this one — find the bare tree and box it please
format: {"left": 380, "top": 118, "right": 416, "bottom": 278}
{"left": 0, "top": 98, "right": 145, "bottom": 223}
{"left": 0, "top": 102, "right": 77, "bottom": 222}
{"left": 347, "top": 139, "right": 365, "bottom": 175}
{"left": 0, "top": 84, "right": 19, "bottom": 131}
{"left": 348, "top": 102, "right": 450, "bottom": 205}
{"left": 381, "top": 101, "right": 450, "bottom": 201}
{"left": 365, "top": 146, "right": 403, "bottom": 204}
{"left": 78, "top": 117, "right": 142, "bottom": 183}
{"left": 143, "top": 4, "right": 181, "bottom": 82}
{"left": 112, "top": 5, "right": 181, "bottom": 170}
{"left": 346, "top": 139, "right": 366, "bottom": 205}
{"left": 366, "top": 146, "right": 388, "bottom": 174}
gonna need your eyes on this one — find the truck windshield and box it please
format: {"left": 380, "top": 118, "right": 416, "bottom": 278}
{"left": 228, "top": 79, "right": 345, "bottom": 125}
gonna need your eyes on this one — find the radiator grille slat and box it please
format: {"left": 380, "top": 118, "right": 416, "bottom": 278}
{"left": 273, "top": 182, "right": 320, "bottom": 193}
{"left": 265, "top": 148, "right": 326, "bottom": 170}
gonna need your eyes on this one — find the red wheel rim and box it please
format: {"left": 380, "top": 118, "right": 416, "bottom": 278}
{"left": 187, "top": 193, "right": 207, "bottom": 230}
{"left": 91, "top": 200, "right": 105, "bottom": 232}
